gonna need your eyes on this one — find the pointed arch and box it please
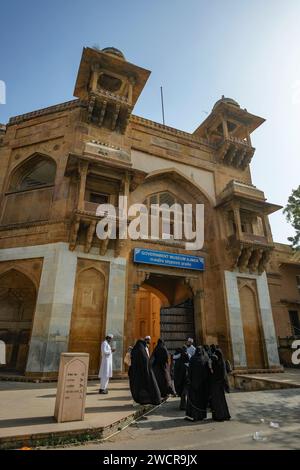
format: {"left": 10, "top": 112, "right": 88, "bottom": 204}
{"left": 2, "top": 153, "right": 56, "bottom": 225}
{"left": 130, "top": 167, "right": 216, "bottom": 249}
{"left": 0, "top": 266, "right": 38, "bottom": 290}
{"left": 144, "top": 168, "right": 215, "bottom": 206}
{"left": 8, "top": 153, "right": 57, "bottom": 192}
{"left": 0, "top": 268, "right": 37, "bottom": 373}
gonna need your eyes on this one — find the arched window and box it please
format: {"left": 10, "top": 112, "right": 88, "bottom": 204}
{"left": 9, "top": 155, "right": 56, "bottom": 192}
{"left": 143, "top": 191, "right": 193, "bottom": 240}
{"left": 1, "top": 155, "right": 56, "bottom": 225}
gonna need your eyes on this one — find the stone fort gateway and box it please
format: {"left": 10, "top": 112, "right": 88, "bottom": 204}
{"left": 0, "top": 46, "right": 299, "bottom": 378}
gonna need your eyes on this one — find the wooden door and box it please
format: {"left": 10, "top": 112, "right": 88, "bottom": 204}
{"left": 69, "top": 268, "right": 106, "bottom": 375}
{"left": 135, "top": 288, "right": 161, "bottom": 353}
{"left": 239, "top": 281, "right": 265, "bottom": 369}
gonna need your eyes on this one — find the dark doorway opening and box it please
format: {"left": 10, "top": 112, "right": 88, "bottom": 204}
{"left": 289, "top": 310, "right": 300, "bottom": 336}
{"left": 160, "top": 298, "right": 195, "bottom": 354}
{"left": 135, "top": 273, "right": 195, "bottom": 354}
{"left": 0, "top": 269, "right": 36, "bottom": 373}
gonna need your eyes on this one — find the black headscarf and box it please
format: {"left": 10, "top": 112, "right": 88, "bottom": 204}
{"left": 151, "top": 339, "right": 168, "bottom": 367}
{"left": 188, "top": 346, "right": 209, "bottom": 390}
{"left": 173, "top": 346, "right": 190, "bottom": 396}
{"left": 129, "top": 339, "right": 161, "bottom": 405}
{"left": 151, "top": 338, "right": 174, "bottom": 397}
{"left": 211, "top": 348, "right": 228, "bottom": 386}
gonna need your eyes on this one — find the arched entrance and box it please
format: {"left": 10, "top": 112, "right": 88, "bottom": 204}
{"left": 135, "top": 274, "right": 194, "bottom": 354}
{"left": 0, "top": 269, "right": 37, "bottom": 373}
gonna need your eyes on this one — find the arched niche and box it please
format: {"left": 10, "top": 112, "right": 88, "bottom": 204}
{"left": 68, "top": 267, "right": 107, "bottom": 375}
{"left": 0, "top": 269, "right": 37, "bottom": 373}
{"left": 238, "top": 280, "right": 266, "bottom": 369}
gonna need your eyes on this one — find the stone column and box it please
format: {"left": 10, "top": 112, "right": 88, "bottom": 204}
{"left": 262, "top": 215, "right": 273, "bottom": 244}
{"left": 105, "top": 257, "right": 127, "bottom": 372}
{"left": 185, "top": 276, "right": 205, "bottom": 344}
{"left": 222, "top": 118, "right": 229, "bottom": 139}
{"left": 224, "top": 271, "right": 247, "bottom": 367}
{"left": 256, "top": 272, "right": 280, "bottom": 367}
{"left": 26, "top": 244, "right": 77, "bottom": 374}
{"left": 232, "top": 203, "right": 243, "bottom": 240}
{"left": 246, "top": 127, "right": 252, "bottom": 146}
{"left": 224, "top": 270, "right": 280, "bottom": 370}
{"left": 78, "top": 161, "right": 89, "bottom": 211}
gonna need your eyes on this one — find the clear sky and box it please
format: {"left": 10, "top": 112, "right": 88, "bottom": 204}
{"left": 0, "top": 0, "right": 299, "bottom": 244}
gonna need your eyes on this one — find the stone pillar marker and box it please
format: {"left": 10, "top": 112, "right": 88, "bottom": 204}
{"left": 54, "top": 353, "right": 89, "bottom": 423}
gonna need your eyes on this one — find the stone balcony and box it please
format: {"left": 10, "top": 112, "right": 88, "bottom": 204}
{"left": 228, "top": 232, "right": 274, "bottom": 274}
{"left": 217, "top": 136, "right": 255, "bottom": 169}
{"left": 217, "top": 180, "right": 282, "bottom": 274}
{"left": 69, "top": 203, "right": 127, "bottom": 257}
{"left": 86, "top": 91, "right": 133, "bottom": 133}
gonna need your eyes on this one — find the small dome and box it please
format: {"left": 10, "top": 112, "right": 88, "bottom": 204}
{"left": 213, "top": 96, "right": 240, "bottom": 110}
{"left": 101, "top": 47, "right": 125, "bottom": 60}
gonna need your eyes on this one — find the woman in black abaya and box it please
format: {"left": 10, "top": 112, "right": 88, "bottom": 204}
{"left": 173, "top": 346, "right": 190, "bottom": 410}
{"left": 151, "top": 339, "right": 175, "bottom": 398}
{"left": 185, "top": 346, "right": 210, "bottom": 421}
{"left": 210, "top": 349, "right": 231, "bottom": 421}
{"left": 129, "top": 339, "right": 161, "bottom": 405}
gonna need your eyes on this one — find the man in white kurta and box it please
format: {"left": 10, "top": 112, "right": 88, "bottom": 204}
{"left": 98, "top": 334, "right": 114, "bottom": 394}
{"left": 185, "top": 338, "right": 196, "bottom": 358}
{"left": 144, "top": 336, "right": 151, "bottom": 357}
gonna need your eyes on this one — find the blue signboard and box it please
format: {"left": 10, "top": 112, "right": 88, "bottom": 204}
{"left": 133, "top": 248, "right": 204, "bottom": 271}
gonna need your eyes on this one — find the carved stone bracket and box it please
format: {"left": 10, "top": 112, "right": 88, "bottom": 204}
{"left": 238, "top": 246, "right": 253, "bottom": 272}
{"left": 184, "top": 276, "right": 202, "bottom": 296}
{"left": 69, "top": 215, "right": 81, "bottom": 251}
{"left": 84, "top": 221, "right": 96, "bottom": 253}
{"left": 132, "top": 270, "right": 150, "bottom": 293}
{"left": 248, "top": 248, "right": 263, "bottom": 273}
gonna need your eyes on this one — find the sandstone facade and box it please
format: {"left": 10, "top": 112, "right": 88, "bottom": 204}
{"left": 0, "top": 46, "right": 297, "bottom": 377}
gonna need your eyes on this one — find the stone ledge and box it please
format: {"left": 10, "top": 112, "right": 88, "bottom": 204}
{"left": 0, "top": 373, "right": 127, "bottom": 383}
{"left": 0, "top": 404, "right": 153, "bottom": 450}
{"left": 233, "top": 372, "right": 300, "bottom": 392}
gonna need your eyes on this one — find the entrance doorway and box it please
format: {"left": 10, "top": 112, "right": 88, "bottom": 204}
{"left": 135, "top": 274, "right": 195, "bottom": 353}
{"left": 0, "top": 269, "right": 37, "bottom": 373}
{"left": 160, "top": 298, "right": 194, "bottom": 354}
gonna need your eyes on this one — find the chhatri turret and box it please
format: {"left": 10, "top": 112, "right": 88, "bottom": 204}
{"left": 194, "top": 96, "right": 265, "bottom": 169}
{"left": 74, "top": 46, "right": 150, "bottom": 133}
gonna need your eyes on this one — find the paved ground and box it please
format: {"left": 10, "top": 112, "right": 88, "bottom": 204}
{"left": 61, "top": 388, "right": 300, "bottom": 450}
{"left": 0, "top": 380, "right": 137, "bottom": 443}
{"left": 1, "top": 369, "right": 300, "bottom": 450}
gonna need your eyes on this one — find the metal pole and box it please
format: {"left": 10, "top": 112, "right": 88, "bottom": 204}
{"left": 160, "top": 86, "right": 165, "bottom": 125}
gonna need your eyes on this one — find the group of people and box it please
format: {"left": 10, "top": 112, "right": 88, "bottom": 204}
{"left": 98, "top": 334, "right": 231, "bottom": 423}
{"left": 173, "top": 341, "right": 231, "bottom": 422}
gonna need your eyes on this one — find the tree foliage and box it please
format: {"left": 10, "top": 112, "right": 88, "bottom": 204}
{"left": 283, "top": 185, "right": 300, "bottom": 250}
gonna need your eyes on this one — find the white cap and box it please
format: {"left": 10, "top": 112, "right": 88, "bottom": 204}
{"left": 107, "top": 333, "right": 114, "bottom": 339}
{"left": 187, "top": 337, "right": 194, "bottom": 342}
{"left": 145, "top": 335, "right": 151, "bottom": 340}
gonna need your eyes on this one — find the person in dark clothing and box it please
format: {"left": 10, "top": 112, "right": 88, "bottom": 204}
{"left": 129, "top": 339, "right": 161, "bottom": 405}
{"left": 173, "top": 346, "right": 190, "bottom": 410}
{"left": 209, "top": 348, "right": 231, "bottom": 421}
{"left": 203, "top": 344, "right": 211, "bottom": 356}
{"left": 185, "top": 346, "right": 210, "bottom": 421}
{"left": 151, "top": 339, "right": 175, "bottom": 398}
